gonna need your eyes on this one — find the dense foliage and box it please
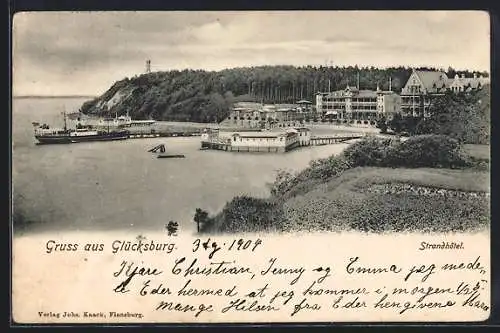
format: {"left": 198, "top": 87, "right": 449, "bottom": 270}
{"left": 80, "top": 71, "right": 236, "bottom": 122}
{"left": 419, "top": 86, "right": 490, "bottom": 144}
{"left": 268, "top": 156, "right": 351, "bottom": 198}
{"left": 80, "top": 65, "right": 485, "bottom": 123}
{"left": 343, "top": 135, "right": 471, "bottom": 169}
{"left": 199, "top": 196, "right": 286, "bottom": 233}
{"left": 386, "top": 86, "right": 490, "bottom": 144}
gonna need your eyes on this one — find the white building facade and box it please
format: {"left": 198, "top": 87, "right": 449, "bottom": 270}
{"left": 315, "top": 85, "right": 401, "bottom": 124}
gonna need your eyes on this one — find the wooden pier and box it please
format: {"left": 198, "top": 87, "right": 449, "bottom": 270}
{"left": 127, "top": 131, "right": 201, "bottom": 139}
{"left": 310, "top": 134, "right": 364, "bottom": 145}
{"left": 128, "top": 133, "right": 161, "bottom": 139}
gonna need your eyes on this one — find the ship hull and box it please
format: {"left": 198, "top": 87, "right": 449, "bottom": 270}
{"left": 35, "top": 135, "right": 72, "bottom": 144}
{"left": 36, "top": 132, "right": 129, "bottom": 145}
{"left": 69, "top": 132, "right": 129, "bottom": 143}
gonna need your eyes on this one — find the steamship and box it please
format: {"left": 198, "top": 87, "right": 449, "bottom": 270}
{"left": 33, "top": 111, "right": 129, "bottom": 144}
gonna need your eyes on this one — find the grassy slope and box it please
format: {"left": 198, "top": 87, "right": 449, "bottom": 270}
{"left": 203, "top": 166, "right": 490, "bottom": 234}
{"left": 282, "top": 167, "right": 490, "bottom": 233}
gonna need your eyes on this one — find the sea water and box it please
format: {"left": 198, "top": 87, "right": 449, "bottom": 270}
{"left": 12, "top": 97, "right": 349, "bottom": 235}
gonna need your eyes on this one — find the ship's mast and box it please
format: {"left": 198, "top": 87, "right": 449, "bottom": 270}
{"left": 62, "top": 109, "right": 67, "bottom": 131}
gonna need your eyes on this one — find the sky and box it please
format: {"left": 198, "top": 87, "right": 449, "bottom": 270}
{"left": 12, "top": 11, "right": 491, "bottom": 96}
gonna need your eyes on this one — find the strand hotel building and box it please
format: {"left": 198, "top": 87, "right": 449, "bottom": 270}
{"left": 315, "top": 84, "right": 401, "bottom": 125}
{"left": 316, "top": 69, "right": 489, "bottom": 123}
{"left": 400, "top": 69, "right": 489, "bottom": 117}
{"left": 224, "top": 69, "right": 489, "bottom": 129}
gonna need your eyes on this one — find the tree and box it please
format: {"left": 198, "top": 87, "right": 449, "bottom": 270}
{"left": 194, "top": 208, "right": 209, "bottom": 233}
{"left": 376, "top": 116, "right": 388, "bottom": 134}
{"left": 388, "top": 113, "right": 403, "bottom": 134}
{"left": 401, "top": 116, "right": 422, "bottom": 135}
{"left": 268, "top": 169, "right": 295, "bottom": 197}
{"left": 420, "top": 88, "right": 490, "bottom": 144}
{"left": 446, "top": 66, "right": 457, "bottom": 79}
{"left": 80, "top": 65, "right": 416, "bottom": 122}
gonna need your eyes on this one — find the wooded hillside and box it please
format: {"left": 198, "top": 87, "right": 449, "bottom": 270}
{"left": 80, "top": 65, "right": 486, "bottom": 122}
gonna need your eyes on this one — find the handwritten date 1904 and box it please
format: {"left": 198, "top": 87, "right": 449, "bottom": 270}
{"left": 192, "top": 238, "right": 262, "bottom": 259}
{"left": 228, "top": 239, "right": 262, "bottom": 252}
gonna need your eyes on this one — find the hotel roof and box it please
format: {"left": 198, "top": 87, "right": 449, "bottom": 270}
{"left": 413, "top": 70, "right": 450, "bottom": 93}
{"left": 448, "top": 74, "right": 490, "bottom": 90}
{"left": 323, "top": 87, "right": 378, "bottom": 98}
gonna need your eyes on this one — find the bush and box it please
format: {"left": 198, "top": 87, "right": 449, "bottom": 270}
{"left": 303, "top": 155, "right": 352, "bottom": 180}
{"left": 269, "top": 170, "right": 296, "bottom": 197}
{"left": 468, "top": 157, "right": 490, "bottom": 171}
{"left": 396, "top": 135, "right": 470, "bottom": 168}
{"left": 342, "top": 135, "right": 471, "bottom": 169}
{"left": 202, "top": 196, "right": 286, "bottom": 233}
{"left": 268, "top": 155, "right": 352, "bottom": 200}
{"left": 343, "top": 137, "right": 398, "bottom": 167}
